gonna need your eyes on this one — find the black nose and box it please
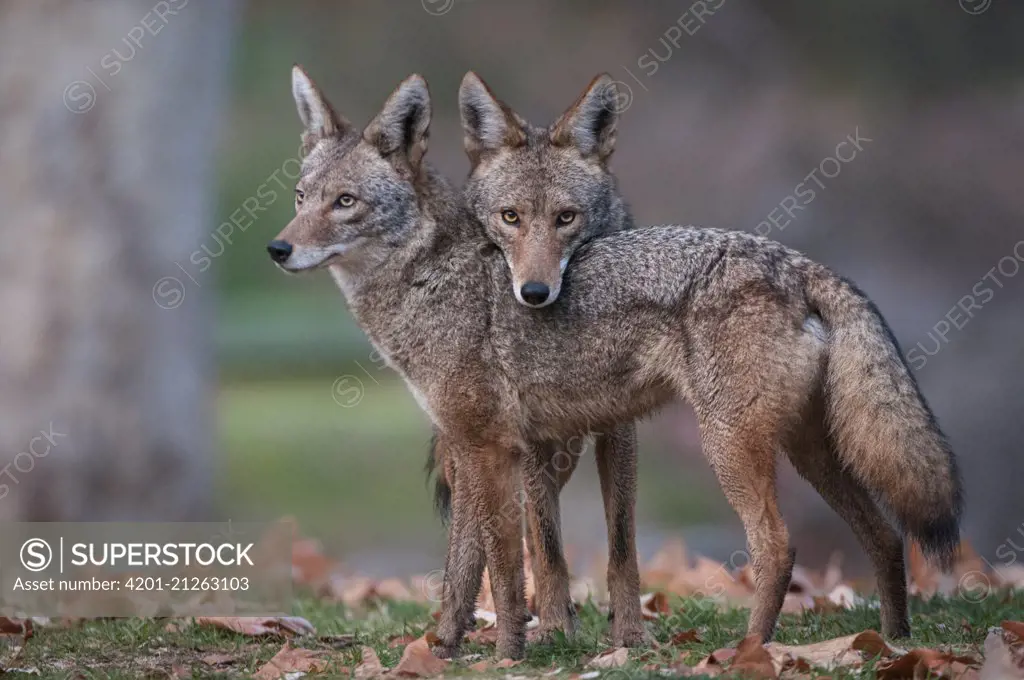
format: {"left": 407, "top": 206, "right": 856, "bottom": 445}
{"left": 520, "top": 281, "right": 551, "bottom": 306}
{"left": 267, "top": 240, "right": 293, "bottom": 264}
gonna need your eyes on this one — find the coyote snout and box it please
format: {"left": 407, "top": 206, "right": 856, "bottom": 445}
{"left": 519, "top": 281, "right": 552, "bottom": 306}
{"left": 503, "top": 216, "right": 569, "bottom": 307}
{"left": 267, "top": 239, "right": 293, "bottom": 264}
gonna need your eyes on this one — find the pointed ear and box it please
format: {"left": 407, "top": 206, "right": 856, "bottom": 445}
{"left": 291, "top": 65, "right": 354, "bottom": 154}
{"left": 458, "top": 72, "right": 526, "bottom": 164}
{"left": 363, "top": 74, "right": 431, "bottom": 173}
{"left": 550, "top": 74, "right": 619, "bottom": 161}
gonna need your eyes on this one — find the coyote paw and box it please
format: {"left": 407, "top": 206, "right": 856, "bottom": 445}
{"left": 495, "top": 630, "right": 526, "bottom": 661}
{"left": 431, "top": 643, "right": 459, "bottom": 660}
{"left": 613, "top": 624, "right": 650, "bottom": 648}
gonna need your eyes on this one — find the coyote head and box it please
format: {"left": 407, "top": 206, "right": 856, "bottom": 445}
{"left": 459, "top": 72, "right": 627, "bottom": 308}
{"left": 268, "top": 66, "right": 430, "bottom": 278}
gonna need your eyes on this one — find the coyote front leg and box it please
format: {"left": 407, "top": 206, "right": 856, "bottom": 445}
{"left": 521, "top": 440, "right": 577, "bottom": 639}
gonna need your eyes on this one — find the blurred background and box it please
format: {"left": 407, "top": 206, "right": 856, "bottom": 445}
{"left": 1, "top": 0, "right": 1023, "bottom": 579}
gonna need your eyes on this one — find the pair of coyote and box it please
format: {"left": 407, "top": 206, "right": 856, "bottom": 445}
{"left": 268, "top": 66, "right": 963, "bottom": 660}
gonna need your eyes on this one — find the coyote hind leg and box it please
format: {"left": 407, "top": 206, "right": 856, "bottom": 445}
{"left": 433, "top": 436, "right": 486, "bottom": 658}
{"left": 786, "top": 397, "right": 909, "bottom": 637}
{"left": 698, "top": 417, "right": 793, "bottom": 642}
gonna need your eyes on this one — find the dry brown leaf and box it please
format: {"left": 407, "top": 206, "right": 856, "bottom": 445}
{"left": 767, "top": 630, "right": 896, "bottom": 672}
{"left": 980, "top": 627, "right": 1024, "bottom": 679}
{"left": 292, "top": 536, "right": 334, "bottom": 588}
{"left": 469, "top": 660, "right": 491, "bottom": 672}
{"left": 467, "top": 625, "right": 499, "bottom": 645}
{"left": 643, "top": 538, "right": 690, "bottom": 587}
{"left": 334, "top": 576, "right": 379, "bottom": 608}
{"left": 1001, "top": 620, "right": 1024, "bottom": 640}
{"left": 388, "top": 633, "right": 421, "bottom": 648}
{"left": 394, "top": 634, "right": 450, "bottom": 677}
{"left": 354, "top": 645, "right": 386, "bottom": 679}
{"left": 0, "top": 618, "right": 32, "bottom": 641}
{"left": 253, "top": 643, "right": 328, "bottom": 680}
{"left": 587, "top": 647, "right": 629, "bottom": 669}
{"left": 194, "top": 616, "right": 315, "bottom": 638}
{"left": 496, "top": 658, "right": 523, "bottom": 668}
{"left": 200, "top": 653, "right": 237, "bottom": 666}
{"left": 640, "top": 591, "right": 671, "bottom": 620}
{"left": 375, "top": 578, "right": 414, "bottom": 602}
{"left": 670, "top": 628, "right": 703, "bottom": 645}
{"left": 689, "top": 648, "right": 732, "bottom": 677}
{"left": 731, "top": 634, "right": 777, "bottom": 679}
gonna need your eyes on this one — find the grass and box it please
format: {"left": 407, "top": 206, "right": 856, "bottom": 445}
{"left": 12, "top": 590, "right": 1021, "bottom": 678}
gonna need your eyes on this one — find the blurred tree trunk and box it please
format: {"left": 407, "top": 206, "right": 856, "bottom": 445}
{"left": 0, "top": 1, "right": 238, "bottom": 519}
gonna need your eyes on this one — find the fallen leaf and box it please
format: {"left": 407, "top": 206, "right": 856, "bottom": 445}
{"left": 730, "top": 635, "right": 777, "bottom": 679}
{"left": 375, "top": 578, "right": 414, "bottom": 602}
{"left": 469, "top": 660, "right": 491, "bottom": 672}
{"left": 643, "top": 538, "right": 690, "bottom": 587}
{"left": 194, "top": 616, "right": 315, "bottom": 638}
{"left": 496, "top": 658, "right": 523, "bottom": 668}
{"left": 768, "top": 630, "right": 892, "bottom": 672}
{"left": 688, "top": 647, "right": 734, "bottom": 677}
{"left": 980, "top": 627, "right": 1024, "bottom": 680}
{"left": 877, "top": 648, "right": 978, "bottom": 680}
{"left": 354, "top": 646, "right": 386, "bottom": 679}
{"left": 201, "top": 653, "right": 237, "bottom": 666}
{"left": 292, "top": 535, "right": 334, "bottom": 588}
{"left": 1001, "top": 620, "right": 1024, "bottom": 640}
{"left": 253, "top": 643, "right": 328, "bottom": 680}
{"left": 670, "top": 629, "right": 703, "bottom": 645}
{"left": 388, "top": 633, "right": 421, "bottom": 648}
{"left": 394, "top": 634, "right": 449, "bottom": 677}
{"left": 640, "top": 591, "right": 671, "bottom": 619}
{"left": 0, "top": 618, "right": 32, "bottom": 641}
{"left": 587, "top": 647, "right": 629, "bottom": 669}
{"left": 466, "top": 625, "right": 499, "bottom": 645}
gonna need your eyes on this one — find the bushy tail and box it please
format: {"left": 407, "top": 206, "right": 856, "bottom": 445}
{"left": 804, "top": 268, "right": 964, "bottom": 570}
{"left": 424, "top": 433, "right": 452, "bottom": 525}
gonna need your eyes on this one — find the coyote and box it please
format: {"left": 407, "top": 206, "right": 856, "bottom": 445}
{"left": 269, "top": 68, "right": 962, "bottom": 660}
{"left": 426, "top": 72, "right": 645, "bottom": 646}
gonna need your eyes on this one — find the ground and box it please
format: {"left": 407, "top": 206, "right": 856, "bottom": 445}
{"left": 8, "top": 590, "right": 1021, "bottom": 678}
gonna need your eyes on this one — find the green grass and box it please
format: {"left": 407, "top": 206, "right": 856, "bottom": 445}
{"left": 14, "top": 591, "right": 1021, "bottom": 678}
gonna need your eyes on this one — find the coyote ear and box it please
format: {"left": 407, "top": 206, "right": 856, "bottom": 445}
{"left": 363, "top": 74, "right": 431, "bottom": 173}
{"left": 550, "top": 74, "right": 619, "bottom": 162}
{"left": 459, "top": 72, "right": 526, "bottom": 163}
{"left": 291, "top": 65, "right": 354, "bottom": 154}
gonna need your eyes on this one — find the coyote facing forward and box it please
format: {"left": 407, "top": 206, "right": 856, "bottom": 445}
{"left": 427, "top": 72, "right": 646, "bottom": 646}
{"left": 268, "top": 69, "right": 963, "bottom": 660}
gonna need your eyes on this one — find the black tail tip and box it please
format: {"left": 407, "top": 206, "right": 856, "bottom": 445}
{"left": 434, "top": 476, "right": 452, "bottom": 525}
{"left": 913, "top": 513, "right": 962, "bottom": 572}
{"left": 424, "top": 433, "right": 451, "bottom": 525}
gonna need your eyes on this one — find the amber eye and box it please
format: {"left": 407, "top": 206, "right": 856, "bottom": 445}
{"left": 335, "top": 194, "right": 356, "bottom": 209}
{"left": 556, "top": 210, "right": 576, "bottom": 226}
{"left": 501, "top": 209, "right": 520, "bottom": 226}
{"left": 295, "top": 189, "right": 304, "bottom": 205}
